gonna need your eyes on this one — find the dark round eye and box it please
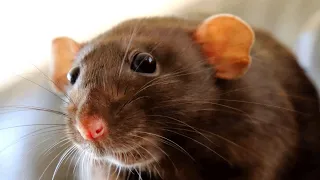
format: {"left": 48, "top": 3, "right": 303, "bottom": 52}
{"left": 130, "top": 52, "right": 157, "bottom": 74}
{"left": 67, "top": 66, "right": 80, "bottom": 85}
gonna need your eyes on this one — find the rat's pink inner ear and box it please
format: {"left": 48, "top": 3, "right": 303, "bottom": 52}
{"left": 194, "top": 14, "right": 255, "bottom": 80}
{"left": 50, "top": 37, "right": 81, "bottom": 93}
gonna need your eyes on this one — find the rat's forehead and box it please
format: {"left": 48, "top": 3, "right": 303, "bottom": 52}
{"left": 74, "top": 43, "right": 96, "bottom": 64}
{"left": 75, "top": 37, "right": 134, "bottom": 63}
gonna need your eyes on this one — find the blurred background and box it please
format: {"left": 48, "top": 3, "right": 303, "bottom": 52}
{"left": 0, "top": 0, "right": 319, "bottom": 179}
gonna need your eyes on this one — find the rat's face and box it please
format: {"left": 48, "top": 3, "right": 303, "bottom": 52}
{"left": 64, "top": 18, "right": 217, "bottom": 170}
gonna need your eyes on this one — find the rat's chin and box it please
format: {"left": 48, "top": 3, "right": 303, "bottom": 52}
{"left": 100, "top": 143, "right": 162, "bottom": 169}
{"left": 103, "top": 153, "right": 159, "bottom": 169}
{"left": 73, "top": 134, "right": 163, "bottom": 169}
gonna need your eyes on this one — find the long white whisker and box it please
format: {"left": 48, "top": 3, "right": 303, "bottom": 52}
{"left": 134, "top": 168, "right": 142, "bottom": 180}
{"left": 19, "top": 134, "right": 65, "bottom": 179}
{"left": 0, "top": 127, "right": 66, "bottom": 156}
{"left": 43, "top": 137, "right": 70, "bottom": 157}
{"left": 115, "top": 165, "right": 122, "bottom": 180}
{"left": 52, "top": 145, "right": 75, "bottom": 180}
{"left": 66, "top": 147, "right": 79, "bottom": 179}
{"left": 0, "top": 124, "right": 65, "bottom": 131}
{"left": 31, "top": 63, "right": 75, "bottom": 104}
{"left": 81, "top": 151, "right": 87, "bottom": 180}
{"left": 106, "top": 163, "right": 112, "bottom": 180}
{"left": 73, "top": 149, "right": 85, "bottom": 177}
{"left": 38, "top": 142, "right": 71, "bottom": 180}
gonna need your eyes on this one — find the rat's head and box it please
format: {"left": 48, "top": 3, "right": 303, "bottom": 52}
{"left": 49, "top": 14, "right": 254, "bottom": 169}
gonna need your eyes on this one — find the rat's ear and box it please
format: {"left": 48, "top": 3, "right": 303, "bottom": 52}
{"left": 50, "top": 37, "right": 80, "bottom": 93}
{"left": 194, "top": 14, "right": 255, "bottom": 79}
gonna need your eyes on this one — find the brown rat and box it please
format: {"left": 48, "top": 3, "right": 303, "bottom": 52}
{"left": 50, "top": 14, "right": 320, "bottom": 180}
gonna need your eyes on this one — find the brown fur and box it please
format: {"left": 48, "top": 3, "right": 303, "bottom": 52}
{"left": 61, "top": 17, "right": 320, "bottom": 180}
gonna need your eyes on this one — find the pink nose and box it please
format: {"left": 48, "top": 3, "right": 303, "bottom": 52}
{"left": 76, "top": 117, "right": 107, "bottom": 140}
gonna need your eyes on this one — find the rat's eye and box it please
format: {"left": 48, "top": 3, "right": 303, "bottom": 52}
{"left": 130, "top": 52, "right": 157, "bottom": 74}
{"left": 67, "top": 66, "right": 80, "bottom": 85}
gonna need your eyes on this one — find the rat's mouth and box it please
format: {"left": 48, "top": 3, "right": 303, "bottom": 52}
{"left": 74, "top": 139, "right": 162, "bottom": 170}
{"left": 103, "top": 140, "right": 162, "bottom": 169}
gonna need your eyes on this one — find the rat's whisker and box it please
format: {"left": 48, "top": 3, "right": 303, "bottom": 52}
{"left": 127, "top": 60, "right": 201, "bottom": 101}
{"left": 214, "top": 99, "right": 309, "bottom": 115}
{"left": 193, "top": 127, "right": 263, "bottom": 160}
{"left": 118, "top": 77, "right": 180, "bottom": 113}
{"left": 0, "top": 109, "right": 33, "bottom": 115}
{"left": 219, "top": 85, "right": 271, "bottom": 96}
{"left": 167, "top": 101, "right": 297, "bottom": 131}
{"left": 153, "top": 124, "right": 262, "bottom": 161}
{"left": 146, "top": 114, "right": 214, "bottom": 145}
{"left": 83, "top": 151, "right": 88, "bottom": 179}
{"left": 161, "top": 99, "right": 305, "bottom": 131}
{"left": 154, "top": 166, "right": 163, "bottom": 180}
{"left": 38, "top": 142, "right": 71, "bottom": 180}
{"left": 137, "top": 143, "right": 160, "bottom": 166}
{"left": 0, "top": 124, "right": 65, "bottom": 131}
{"left": 73, "top": 149, "right": 86, "bottom": 176}
{"left": 218, "top": 84, "right": 318, "bottom": 103}
{"left": 121, "top": 144, "right": 129, "bottom": 164}
{"left": 146, "top": 25, "right": 178, "bottom": 56}
{"left": 128, "top": 64, "right": 213, "bottom": 102}
{"left": 88, "top": 150, "right": 94, "bottom": 179}
{"left": 28, "top": 133, "right": 70, "bottom": 158}
{"left": 115, "top": 165, "right": 122, "bottom": 180}
{"left": 150, "top": 100, "right": 297, "bottom": 132}
{"left": 116, "top": 96, "right": 150, "bottom": 115}
{"left": 106, "top": 163, "right": 112, "bottom": 180}
{"left": 197, "top": 108, "right": 296, "bottom": 132}
{"left": 162, "top": 128, "right": 231, "bottom": 165}
{"left": 80, "top": 150, "right": 85, "bottom": 178}
{"left": 0, "top": 105, "right": 68, "bottom": 116}
{"left": 65, "top": 147, "right": 79, "bottom": 179}
{"left": 129, "top": 134, "right": 177, "bottom": 172}
{"left": 31, "top": 64, "right": 75, "bottom": 104}
{"left": 0, "top": 127, "right": 67, "bottom": 156}
{"left": 0, "top": 109, "right": 67, "bottom": 117}
{"left": 43, "top": 137, "right": 71, "bottom": 157}
{"left": 18, "top": 134, "right": 68, "bottom": 178}
{"left": 24, "top": 134, "right": 60, "bottom": 156}
{"left": 38, "top": 136, "right": 70, "bottom": 160}
{"left": 133, "top": 67, "right": 191, "bottom": 95}
{"left": 126, "top": 170, "right": 131, "bottom": 180}
{"left": 72, "top": 147, "right": 88, "bottom": 177}
{"left": 192, "top": 101, "right": 258, "bottom": 124}
{"left": 14, "top": 74, "right": 69, "bottom": 104}
{"left": 135, "top": 130, "right": 195, "bottom": 161}
{"left": 51, "top": 145, "right": 75, "bottom": 180}
{"left": 118, "top": 19, "right": 140, "bottom": 78}
{"left": 134, "top": 168, "right": 143, "bottom": 180}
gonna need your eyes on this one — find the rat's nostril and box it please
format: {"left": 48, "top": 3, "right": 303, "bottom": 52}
{"left": 88, "top": 121, "right": 106, "bottom": 139}
{"left": 96, "top": 126, "right": 103, "bottom": 134}
{"left": 77, "top": 118, "right": 107, "bottom": 140}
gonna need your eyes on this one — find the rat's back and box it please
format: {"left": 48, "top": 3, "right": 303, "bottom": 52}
{"left": 251, "top": 29, "right": 320, "bottom": 179}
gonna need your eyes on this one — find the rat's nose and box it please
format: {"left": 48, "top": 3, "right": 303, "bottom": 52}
{"left": 76, "top": 116, "right": 107, "bottom": 140}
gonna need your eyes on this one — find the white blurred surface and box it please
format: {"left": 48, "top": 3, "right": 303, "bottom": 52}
{"left": 0, "top": 0, "right": 320, "bottom": 91}
{"left": 0, "top": 0, "right": 198, "bottom": 90}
